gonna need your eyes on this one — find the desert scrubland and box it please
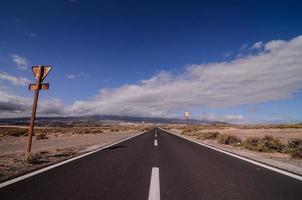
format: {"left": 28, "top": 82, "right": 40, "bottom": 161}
{"left": 1, "top": 123, "right": 302, "bottom": 182}
{"left": 0, "top": 124, "right": 151, "bottom": 182}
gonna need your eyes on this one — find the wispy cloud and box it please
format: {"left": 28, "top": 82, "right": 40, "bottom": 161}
{"left": 0, "top": 72, "right": 30, "bottom": 86}
{"left": 80, "top": 72, "right": 90, "bottom": 78}
{"left": 66, "top": 73, "right": 90, "bottom": 79}
{"left": 239, "top": 43, "right": 248, "bottom": 51}
{"left": 10, "top": 54, "right": 29, "bottom": 70}
{"left": 251, "top": 41, "right": 263, "bottom": 50}
{"left": 66, "top": 74, "right": 76, "bottom": 79}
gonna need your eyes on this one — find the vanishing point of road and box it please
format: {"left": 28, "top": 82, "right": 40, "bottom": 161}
{"left": 0, "top": 128, "right": 301, "bottom": 200}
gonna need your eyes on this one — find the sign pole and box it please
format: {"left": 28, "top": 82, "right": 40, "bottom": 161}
{"left": 26, "top": 65, "right": 52, "bottom": 155}
{"left": 186, "top": 117, "right": 189, "bottom": 128}
{"left": 184, "top": 111, "right": 190, "bottom": 129}
{"left": 26, "top": 67, "right": 44, "bottom": 154}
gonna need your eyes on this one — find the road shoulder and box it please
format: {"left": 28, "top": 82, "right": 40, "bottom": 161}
{"left": 163, "top": 128, "right": 302, "bottom": 177}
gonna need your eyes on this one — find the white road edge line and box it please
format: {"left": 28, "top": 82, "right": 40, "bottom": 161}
{"left": 148, "top": 167, "right": 160, "bottom": 200}
{"left": 154, "top": 139, "right": 158, "bottom": 146}
{"left": 160, "top": 128, "right": 302, "bottom": 181}
{"left": 0, "top": 131, "right": 146, "bottom": 189}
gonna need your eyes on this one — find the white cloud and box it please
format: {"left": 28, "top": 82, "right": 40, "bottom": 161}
{"left": 10, "top": 54, "right": 29, "bottom": 70}
{"left": 66, "top": 74, "right": 76, "bottom": 79}
{"left": 66, "top": 35, "right": 302, "bottom": 118}
{"left": 199, "top": 112, "right": 244, "bottom": 123}
{"left": 0, "top": 72, "right": 30, "bottom": 86}
{"left": 0, "top": 89, "right": 65, "bottom": 118}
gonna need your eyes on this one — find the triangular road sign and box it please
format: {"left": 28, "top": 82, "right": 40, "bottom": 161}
{"left": 32, "top": 66, "right": 52, "bottom": 81}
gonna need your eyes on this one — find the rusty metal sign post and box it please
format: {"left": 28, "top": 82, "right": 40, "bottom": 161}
{"left": 184, "top": 111, "right": 190, "bottom": 128}
{"left": 26, "top": 65, "right": 52, "bottom": 155}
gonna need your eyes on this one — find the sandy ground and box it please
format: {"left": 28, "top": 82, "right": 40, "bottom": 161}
{"left": 169, "top": 128, "right": 302, "bottom": 176}
{"left": 0, "top": 131, "right": 141, "bottom": 155}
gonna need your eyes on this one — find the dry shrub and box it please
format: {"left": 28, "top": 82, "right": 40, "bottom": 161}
{"left": 286, "top": 139, "right": 302, "bottom": 159}
{"left": 243, "top": 137, "right": 261, "bottom": 151}
{"left": 9, "top": 129, "right": 27, "bottom": 137}
{"left": 27, "top": 153, "right": 42, "bottom": 164}
{"left": 218, "top": 135, "right": 242, "bottom": 146}
{"left": 181, "top": 126, "right": 201, "bottom": 136}
{"left": 197, "top": 132, "right": 220, "bottom": 140}
{"left": 243, "top": 136, "right": 285, "bottom": 153}
{"left": 109, "top": 127, "right": 120, "bottom": 132}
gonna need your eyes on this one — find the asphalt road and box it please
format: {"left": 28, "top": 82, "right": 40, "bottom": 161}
{"left": 0, "top": 128, "right": 301, "bottom": 200}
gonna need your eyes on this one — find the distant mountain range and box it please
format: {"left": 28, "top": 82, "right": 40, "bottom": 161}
{"left": 0, "top": 115, "right": 228, "bottom": 126}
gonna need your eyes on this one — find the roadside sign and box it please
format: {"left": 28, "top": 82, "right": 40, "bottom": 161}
{"left": 26, "top": 65, "right": 52, "bottom": 155}
{"left": 28, "top": 83, "right": 49, "bottom": 90}
{"left": 184, "top": 111, "right": 190, "bottom": 118}
{"left": 32, "top": 66, "right": 52, "bottom": 81}
{"left": 184, "top": 111, "right": 190, "bottom": 128}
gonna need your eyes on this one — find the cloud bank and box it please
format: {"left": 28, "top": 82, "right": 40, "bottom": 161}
{"left": 1, "top": 35, "right": 302, "bottom": 122}
{"left": 66, "top": 35, "right": 302, "bottom": 118}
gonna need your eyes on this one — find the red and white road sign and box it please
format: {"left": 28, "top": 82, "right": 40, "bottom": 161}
{"left": 32, "top": 66, "right": 52, "bottom": 81}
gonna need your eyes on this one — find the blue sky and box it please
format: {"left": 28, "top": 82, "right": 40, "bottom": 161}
{"left": 0, "top": 0, "right": 302, "bottom": 123}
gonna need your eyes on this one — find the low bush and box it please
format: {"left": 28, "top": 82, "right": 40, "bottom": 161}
{"left": 9, "top": 129, "right": 27, "bottom": 137}
{"left": 109, "top": 127, "right": 120, "bottom": 132}
{"left": 218, "top": 135, "right": 242, "bottom": 146}
{"left": 262, "top": 135, "right": 285, "bottom": 152}
{"left": 35, "top": 133, "right": 48, "bottom": 140}
{"left": 27, "top": 153, "right": 42, "bottom": 164}
{"left": 286, "top": 139, "right": 302, "bottom": 159}
{"left": 197, "top": 132, "right": 220, "bottom": 140}
{"left": 243, "top": 136, "right": 285, "bottom": 153}
{"left": 243, "top": 137, "right": 262, "bottom": 151}
{"left": 181, "top": 127, "right": 201, "bottom": 136}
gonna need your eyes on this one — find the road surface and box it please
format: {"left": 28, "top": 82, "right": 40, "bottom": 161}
{"left": 0, "top": 128, "right": 301, "bottom": 200}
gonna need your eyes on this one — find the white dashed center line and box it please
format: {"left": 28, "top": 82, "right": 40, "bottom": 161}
{"left": 154, "top": 139, "right": 158, "bottom": 146}
{"left": 148, "top": 167, "right": 160, "bottom": 200}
